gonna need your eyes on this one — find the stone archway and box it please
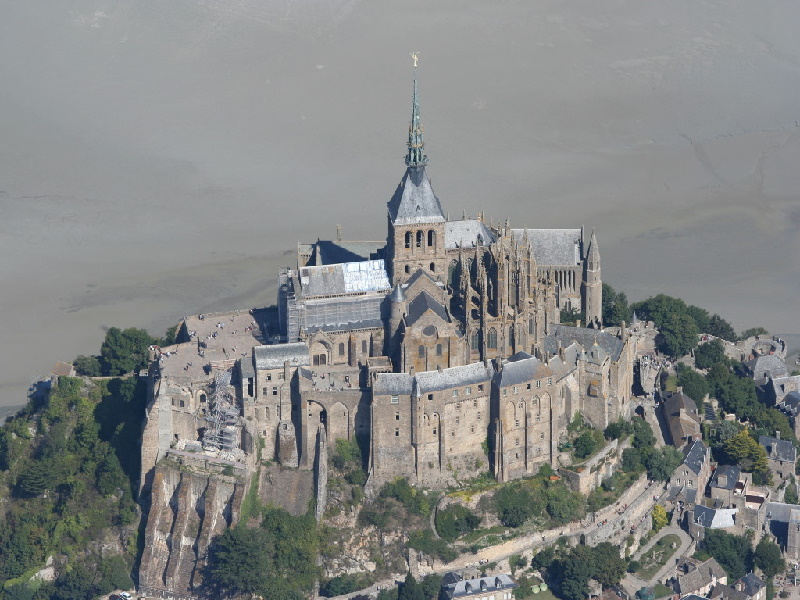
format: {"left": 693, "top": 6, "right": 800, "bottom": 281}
{"left": 328, "top": 401, "right": 349, "bottom": 441}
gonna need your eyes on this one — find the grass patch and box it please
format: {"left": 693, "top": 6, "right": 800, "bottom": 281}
{"left": 664, "top": 375, "right": 678, "bottom": 393}
{"left": 654, "top": 583, "right": 674, "bottom": 598}
{"left": 636, "top": 534, "right": 681, "bottom": 580}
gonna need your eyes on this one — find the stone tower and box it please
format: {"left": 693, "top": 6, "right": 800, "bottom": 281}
{"left": 582, "top": 228, "right": 602, "bottom": 327}
{"left": 386, "top": 283, "right": 407, "bottom": 362}
{"left": 386, "top": 56, "right": 447, "bottom": 283}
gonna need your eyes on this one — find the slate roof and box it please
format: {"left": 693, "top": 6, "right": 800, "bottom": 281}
{"left": 545, "top": 325, "right": 625, "bottom": 362}
{"left": 511, "top": 228, "right": 582, "bottom": 266}
{"left": 662, "top": 392, "right": 702, "bottom": 447}
{"left": 495, "top": 355, "right": 553, "bottom": 387}
{"left": 240, "top": 358, "right": 255, "bottom": 380}
{"left": 737, "top": 574, "right": 764, "bottom": 597}
{"left": 683, "top": 439, "right": 708, "bottom": 475}
{"left": 711, "top": 465, "right": 741, "bottom": 491}
{"left": 765, "top": 502, "right": 800, "bottom": 523}
{"left": 253, "top": 343, "right": 310, "bottom": 370}
{"left": 405, "top": 267, "right": 444, "bottom": 289}
{"left": 677, "top": 558, "right": 727, "bottom": 595}
{"left": 415, "top": 363, "right": 493, "bottom": 394}
{"left": 758, "top": 435, "right": 796, "bottom": 463}
{"left": 769, "top": 375, "right": 800, "bottom": 403}
{"left": 372, "top": 373, "right": 414, "bottom": 395}
{"left": 444, "top": 220, "right": 496, "bottom": 249}
{"left": 299, "top": 260, "right": 391, "bottom": 297}
{"left": 441, "top": 573, "right": 518, "bottom": 599}
{"left": 667, "top": 486, "right": 698, "bottom": 504}
{"left": 387, "top": 167, "right": 445, "bottom": 226}
{"left": 693, "top": 505, "right": 738, "bottom": 528}
{"left": 406, "top": 290, "right": 450, "bottom": 327}
{"left": 372, "top": 363, "right": 493, "bottom": 397}
{"left": 745, "top": 355, "right": 788, "bottom": 381}
{"left": 710, "top": 584, "right": 749, "bottom": 600}
{"left": 780, "top": 391, "right": 800, "bottom": 416}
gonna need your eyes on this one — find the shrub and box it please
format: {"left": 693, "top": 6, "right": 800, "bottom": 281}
{"left": 435, "top": 505, "right": 481, "bottom": 541}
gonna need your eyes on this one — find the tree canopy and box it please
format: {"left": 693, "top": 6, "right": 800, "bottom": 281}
{"left": 702, "top": 530, "right": 753, "bottom": 580}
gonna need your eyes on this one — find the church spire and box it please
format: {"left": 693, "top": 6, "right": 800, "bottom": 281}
{"left": 405, "top": 52, "right": 428, "bottom": 168}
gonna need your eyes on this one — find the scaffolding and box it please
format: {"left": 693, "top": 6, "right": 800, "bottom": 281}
{"left": 203, "top": 370, "right": 240, "bottom": 451}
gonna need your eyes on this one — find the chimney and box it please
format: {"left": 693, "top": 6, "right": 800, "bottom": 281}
{"left": 776, "top": 430, "right": 781, "bottom": 440}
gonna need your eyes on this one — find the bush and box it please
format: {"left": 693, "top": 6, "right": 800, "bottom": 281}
{"left": 494, "top": 485, "right": 534, "bottom": 527}
{"left": 435, "top": 505, "right": 481, "bottom": 541}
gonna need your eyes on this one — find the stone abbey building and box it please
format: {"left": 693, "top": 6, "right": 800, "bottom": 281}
{"left": 140, "top": 62, "right": 639, "bottom": 500}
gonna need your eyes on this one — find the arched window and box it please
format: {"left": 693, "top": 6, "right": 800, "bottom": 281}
{"left": 418, "top": 345, "right": 425, "bottom": 358}
{"left": 487, "top": 328, "right": 497, "bottom": 349}
{"left": 430, "top": 262, "right": 435, "bottom": 272}
{"left": 416, "top": 230, "right": 424, "bottom": 248}
{"left": 470, "top": 330, "right": 480, "bottom": 351}
{"left": 428, "top": 229, "right": 436, "bottom": 247}
{"left": 405, "top": 231, "right": 412, "bottom": 249}
{"left": 338, "top": 343, "right": 345, "bottom": 356}
{"left": 509, "top": 325, "right": 515, "bottom": 348}
{"left": 436, "top": 344, "right": 443, "bottom": 356}
{"left": 447, "top": 260, "right": 458, "bottom": 287}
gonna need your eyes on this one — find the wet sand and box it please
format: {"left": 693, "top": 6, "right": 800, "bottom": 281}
{"left": 1, "top": 0, "right": 798, "bottom": 407}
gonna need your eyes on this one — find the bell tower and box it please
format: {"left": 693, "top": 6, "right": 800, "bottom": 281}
{"left": 386, "top": 53, "right": 447, "bottom": 284}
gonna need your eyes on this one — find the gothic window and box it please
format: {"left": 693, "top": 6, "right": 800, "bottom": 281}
{"left": 405, "top": 231, "right": 412, "bottom": 248}
{"left": 416, "top": 230, "right": 424, "bottom": 248}
{"left": 428, "top": 230, "right": 436, "bottom": 247}
{"left": 338, "top": 343, "right": 345, "bottom": 356}
{"left": 529, "top": 318, "right": 535, "bottom": 334}
{"left": 447, "top": 260, "right": 458, "bottom": 286}
{"left": 487, "top": 328, "right": 498, "bottom": 349}
{"left": 509, "top": 325, "right": 515, "bottom": 347}
{"left": 470, "top": 330, "right": 480, "bottom": 351}
{"left": 362, "top": 340, "right": 368, "bottom": 354}
{"left": 436, "top": 343, "right": 442, "bottom": 356}
{"left": 430, "top": 262, "right": 435, "bottom": 272}
{"left": 418, "top": 345, "right": 425, "bottom": 358}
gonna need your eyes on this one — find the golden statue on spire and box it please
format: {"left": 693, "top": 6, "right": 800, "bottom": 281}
{"left": 411, "top": 52, "right": 419, "bottom": 68}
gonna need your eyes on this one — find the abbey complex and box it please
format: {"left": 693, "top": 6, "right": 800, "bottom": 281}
{"left": 136, "top": 63, "right": 647, "bottom": 594}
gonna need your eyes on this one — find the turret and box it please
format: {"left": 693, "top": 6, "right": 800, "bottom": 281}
{"left": 386, "top": 283, "right": 407, "bottom": 368}
{"left": 582, "top": 228, "right": 602, "bottom": 328}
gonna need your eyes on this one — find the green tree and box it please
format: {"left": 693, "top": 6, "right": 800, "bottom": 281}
{"left": 632, "top": 419, "right": 656, "bottom": 449}
{"left": 621, "top": 448, "right": 643, "bottom": 473}
{"left": 754, "top": 537, "right": 785, "bottom": 578}
{"left": 707, "top": 315, "right": 736, "bottom": 342}
{"left": 676, "top": 364, "right": 709, "bottom": 402}
{"left": 592, "top": 542, "right": 627, "bottom": 587}
{"left": 574, "top": 430, "right": 598, "bottom": 459}
{"left": 398, "top": 573, "right": 424, "bottom": 600}
{"left": 785, "top": 478, "right": 799, "bottom": 505}
{"left": 602, "top": 284, "right": 632, "bottom": 327}
{"left": 435, "top": 504, "right": 481, "bottom": 541}
{"left": 73, "top": 355, "right": 103, "bottom": 376}
{"left": 739, "top": 327, "right": 769, "bottom": 340}
{"left": 421, "top": 574, "right": 443, "bottom": 600}
{"left": 206, "top": 527, "right": 273, "bottom": 596}
{"left": 652, "top": 505, "right": 668, "bottom": 532}
{"left": 695, "top": 339, "right": 726, "bottom": 370}
{"left": 644, "top": 447, "right": 683, "bottom": 481}
{"left": 494, "top": 485, "right": 535, "bottom": 527}
{"left": 703, "top": 530, "right": 753, "bottom": 580}
{"left": 100, "top": 327, "right": 157, "bottom": 375}
{"left": 658, "top": 313, "right": 699, "bottom": 357}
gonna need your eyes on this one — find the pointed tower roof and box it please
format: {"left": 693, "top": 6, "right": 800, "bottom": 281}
{"left": 389, "top": 283, "right": 406, "bottom": 303}
{"left": 387, "top": 54, "right": 445, "bottom": 226}
{"left": 586, "top": 228, "right": 600, "bottom": 266}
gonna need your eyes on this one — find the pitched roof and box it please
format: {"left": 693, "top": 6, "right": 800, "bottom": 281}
{"left": 693, "top": 505, "right": 738, "bottom": 528}
{"left": 744, "top": 354, "right": 788, "bottom": 381}
{"left": 545, "top": 325, "right": 625, "bottom": 362}
{"left": 442, "top": 573, "right": 518, "bottom": 599}
{"left": 253, "top": 343, "right": 310, "bottom": 370}
{"left": 736, "top": 574, "right": 764, "bottom": 597}
{"left": 765, "top": 502, "right": 800, "bottom": 523}
{"left": 758, "top": 435, "right": 797, "bottom": 463}
{"left": 780, "top": 391, "right": 800, "bottom": 416}
{"left": 677, "top": 558, "right": 727, "bottom": 594}
{"left": 663, "top": 392, "right": 702, "bottom": 447}
{"left": 511, "top": 228, "right": 582, "bottom": 266}
{"left": 406, "top": 290, "right": 449, "bottom": 327}
{"left": 711, "top": 465, "right": 741, "bottom": 491}
{"left": 710, "top": 584, "right": 749, "bottom": 600}
{"left": 496, "top": 355, "right": 553, "bottom": 387}
{"left": 387, "top": 167, "right": 445, "bottom": 226}
{"left": 372, "top": 372, "right": 414, "bottom": 395}
{"left": 301, "top": 295, "right": 386, "bottom": 334}
{"left": 683, "top": 439, "right": 708, "bottom": 475}
{"left": 444, "top": 220, "right": 496, "bottom": 249}
{"left": 372, "top": 363, "right": 493, "bottom": 397}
